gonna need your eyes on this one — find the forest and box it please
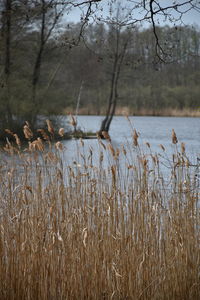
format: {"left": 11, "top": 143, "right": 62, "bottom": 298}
{"left": 0, "top": 0, "right": 200, "bottom": 132}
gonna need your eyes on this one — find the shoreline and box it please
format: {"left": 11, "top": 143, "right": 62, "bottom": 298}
{"left": 0, "top": 111, "right": 199, "bottom": 142}
{"left": 64, "top": 107, "right": 200, "bottom": 118}
{"left": 64, "top": 111, "right": 200, "bottom": 118}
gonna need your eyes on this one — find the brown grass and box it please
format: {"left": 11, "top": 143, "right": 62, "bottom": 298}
{"left": 0, "top": 128, "right": 199, "bottom": 299}
{"left": 68, "top": 106, "right": 200, "bottom": 117}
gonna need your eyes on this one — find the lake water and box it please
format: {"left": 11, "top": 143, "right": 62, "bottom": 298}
{"left": 1, "top": 115, "right": 199, "bottom": 191}
{"left": 2, "top": 115, "right": 199, "bottom": 177}
{"left": 62, "top": 115, "right": 200, "bottom": 166}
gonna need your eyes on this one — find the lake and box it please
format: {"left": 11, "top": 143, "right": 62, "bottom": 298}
{"left": 2, "top": 115, "right": 199, "bottom": 181}
{"left": 62, "top": 115, "right": 200, "bottom": 166}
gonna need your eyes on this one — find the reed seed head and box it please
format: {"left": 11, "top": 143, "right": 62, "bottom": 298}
{"left": 58, "top": 128, "right": 65, "bottom": 137}
{"left": 46, "top": 119, "right": 54, "bottom": 135}
{"left": 133, "top": 129, "right": 139, "bottom": 146}
{"left": 159, "top": 144, "right": 165, "bottom": 151}
{"left": 55, "top": 141, "right": 63, "bottom": 151}
{"left": 172, "top": 129, "right": 178, "bottom": 144}
{"left": 23, "top": 123, "right": 33, "bottom": 139}
{"left": 181, "top": 142, "right": 185, "bottom": 154}
{"left": 102, "top": 131, "right": 111, "bottom": 142}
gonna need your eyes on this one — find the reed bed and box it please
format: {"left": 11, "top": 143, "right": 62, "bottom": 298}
{"left": 0, "top": 124, "right": 199, "bottom": 299}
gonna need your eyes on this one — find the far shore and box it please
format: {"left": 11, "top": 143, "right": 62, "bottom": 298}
{"left": 64, "top": 107, "right": 200, "bottom": 118}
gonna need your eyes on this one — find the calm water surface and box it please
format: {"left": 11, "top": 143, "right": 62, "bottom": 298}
{"left": 2, "top": 116, "right": 199, "bottom": 185}
{"left": 63, "top": 116, "right": 200, "bottom": 165}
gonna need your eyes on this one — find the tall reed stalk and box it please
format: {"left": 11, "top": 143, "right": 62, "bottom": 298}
{"left": 0, "top": 127, "right": 199, "bottom": 299}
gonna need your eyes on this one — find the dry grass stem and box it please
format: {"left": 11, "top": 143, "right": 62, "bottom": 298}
{"left": 172, "top": 129, "right": 178, "bottom": 144}
{"left": 46, "top": 119, "right": 55, "bottom": 135}
{"left": 0, "top": 126, "right": 199, "bottom": 300}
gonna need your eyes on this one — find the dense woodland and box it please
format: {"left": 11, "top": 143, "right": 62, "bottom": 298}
{"left": 0, "top": 0, "right": 200, "bottom": 132}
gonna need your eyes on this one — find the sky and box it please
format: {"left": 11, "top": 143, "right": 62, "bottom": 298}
{"left": 66, "top": 0, "right": 200, "bottom": 28}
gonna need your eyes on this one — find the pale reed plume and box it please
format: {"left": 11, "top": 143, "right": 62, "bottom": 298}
{"left": 46, "top": 119, "right": 54, "bottom": 135}
{"left": 29, "top": 138, "right": 44, "bottom": 152}
{"left": 133, "top": 129, "right": 139, "bottom": 146}
{"left": 181, "top": 142, "right": 185, "bottom": 154}
{"left": 5, "top": 129, "right": 14, "bottom": 136}
{"left": 55, "top": 141, "right": 63, "bottom": 151}
{"left": 23, "top": 123, "right": 33, "bottom": 140}
{"left": 102, "top": 131, "right": 111, "bottom": 142}
{"left": 37, "top": 129, "right": 50, "bottom": 141}
{"left": 13, "top": 134, "right": 21, "bottom": 148}
{"left": 4, "top": 138, "right": 14, "bottom": 154}
{"left": 159, "top": 144, "right": 165, "bottom": 151}
{"left": 172, "top": 129, "right": 178, "bottom": 144}
{"left": 36, "top": 138, "right": 44, "bottom": 151}
{"left": 58, "top": 128, "right": 65, "bottom": 137}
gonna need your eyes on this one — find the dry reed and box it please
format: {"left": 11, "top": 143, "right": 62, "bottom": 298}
{"left": 0, "top": 127, "right": 199, "bottom": 300}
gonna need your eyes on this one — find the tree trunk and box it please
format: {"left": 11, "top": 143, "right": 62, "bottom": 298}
{"left": 4, "top": 0, "right": 12, "bottom": 125}
{"left": 30, "top": 0, "right": 64, "bottom": 127}
{"left": 99, "top": 34, "right": 128, "bottom": 137}
{"left": 99, "top": 54, "right": 118, "bottom": 135}
{"left": 31, "top": 0, "right": 46, "bottom": 126}
{"left": 31, "top": 46, "right": 44, "bottom": 125}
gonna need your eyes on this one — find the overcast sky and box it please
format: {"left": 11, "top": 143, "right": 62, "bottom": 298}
{"left": 66, "top": 0, "right": 200, "bottom": 28}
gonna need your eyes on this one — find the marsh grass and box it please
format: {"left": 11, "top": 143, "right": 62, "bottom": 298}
{"left": 0, "top": 127, "right": 199, "bottom": 299}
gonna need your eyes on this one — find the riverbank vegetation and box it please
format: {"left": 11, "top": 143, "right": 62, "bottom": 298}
{"left": 75, "top": 106, "right": 200, "bottom": 118}
{"left": 0, "top": 126, "right": 199, "bottom": 299}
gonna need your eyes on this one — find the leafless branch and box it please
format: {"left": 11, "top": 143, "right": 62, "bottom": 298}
{"left": 149, "top": 0, "right": 167, "bottom": 62}
{"left": 56, "top": 0, "right": 101, "bottom": 7}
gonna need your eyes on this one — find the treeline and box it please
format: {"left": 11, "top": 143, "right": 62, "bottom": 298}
{"left": 0, "top": 1, "right": 200, "bottom": 132}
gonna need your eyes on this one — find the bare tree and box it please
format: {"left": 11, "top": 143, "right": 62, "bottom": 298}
{"left": 1, "top": 0, "right": 12, "bottom": 125}
{"left": 96, "top": 2, "right": 134, "bottom": 135}
{"left": 30, "top": 0, "right": 67, "bottom": 125}
{"left": 30, "top": 0, "right": 103, "bottom": 126}
{"left": 99, "top": 24, "right": 130, "bottom": 135}
{"left": 109, "top": 0, "right": 200, "bottom": 61}
{"left": 96, "top": 0, "right": 200, "bottom": 135}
